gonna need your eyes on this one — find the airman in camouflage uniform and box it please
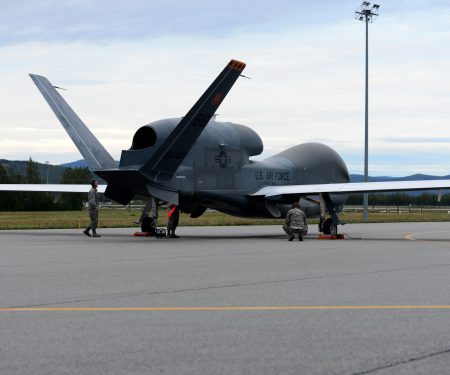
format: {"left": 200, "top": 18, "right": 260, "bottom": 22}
{"left": 283, "top": 201, "right": 307, "bottom": 241}
{"left": 83, "top": 180, "right": 101, "bottom": 238}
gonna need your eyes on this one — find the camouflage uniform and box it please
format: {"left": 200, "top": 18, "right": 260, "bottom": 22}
{"left": 283, "top": 207, "right": 307, "bottom": 240}
{"left": 137, "top": 197, "right": 159, "bottom": 225}
{"left": 83, "top": 186, "right": 100, "bottom": 237}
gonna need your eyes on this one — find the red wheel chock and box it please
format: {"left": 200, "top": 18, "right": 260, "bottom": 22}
{"left": 318, "top": 234, "right": 345, "bottom": 240}
{"left": 134, "top": 231, "right": 152, "bottom": 237}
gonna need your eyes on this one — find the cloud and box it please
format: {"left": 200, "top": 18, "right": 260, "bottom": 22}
{"left": 0, "top": 0, "right": 449, "bottom": 177}
{"left": 0, "top": 0, "right": 334, "bottom": 46}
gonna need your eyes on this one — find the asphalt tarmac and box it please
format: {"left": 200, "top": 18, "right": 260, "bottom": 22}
{"left": 2, "top": 223, "right": 450, "bottom": 374}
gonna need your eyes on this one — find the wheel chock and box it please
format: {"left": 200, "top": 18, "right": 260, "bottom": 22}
{"left": 318, "top": 234, "right": 345, "bottom": 240}
{"left": 134, "top": 231, "right": 152, "bottom": 237}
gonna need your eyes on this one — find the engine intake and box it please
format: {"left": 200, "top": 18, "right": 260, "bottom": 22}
{"left": 131, "top": 126, "right": 157, "bottom": 150}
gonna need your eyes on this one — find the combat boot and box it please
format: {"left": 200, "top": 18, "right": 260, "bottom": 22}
{"left": 298, "top": 234, "right": 303, "bottom": 241}
{"left": 288, "top": 234, "right": 294, "bottom": 241}
{"left": 92, "top": 230, "right": 101, "bottom": 238}
{"left": 83, "top": 227, "right": 91, "bottom": 237}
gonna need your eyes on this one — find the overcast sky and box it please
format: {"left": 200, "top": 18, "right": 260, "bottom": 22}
{"left": 0, "top": 0, "right": 449, "bottom": 176}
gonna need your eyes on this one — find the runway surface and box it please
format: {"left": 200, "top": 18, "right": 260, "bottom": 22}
{"left": 2, "top": 223, "right": 450, "bottom": 374}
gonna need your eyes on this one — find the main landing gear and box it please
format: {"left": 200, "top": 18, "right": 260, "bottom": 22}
{"left": 318, "top": 193, "right": 341, "bottom": 236}
{"left": 319, "top": 217, "right": 338, "bottom": 236}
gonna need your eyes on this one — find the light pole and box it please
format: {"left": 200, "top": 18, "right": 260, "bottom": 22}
{"left": 355, "top": 2, "right": 380, "bottom": 221}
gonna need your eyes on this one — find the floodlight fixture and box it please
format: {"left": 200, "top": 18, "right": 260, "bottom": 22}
{"left": 355, "top": 1, "right": 380, "bottom": 22}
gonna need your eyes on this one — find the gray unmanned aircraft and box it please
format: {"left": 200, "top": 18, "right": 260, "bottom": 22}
{"left": 3, "top": 59, "right": 450, "bottom": 234}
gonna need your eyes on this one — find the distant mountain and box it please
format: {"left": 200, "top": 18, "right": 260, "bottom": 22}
{"left": 350, "top": 174, "right": 450, "bottom": 183}
{"left": 349, "top": 174, "right": 450, "bottom": 196}
{"left": 59, "top": 160, "right": 118, "bottom": 169}
{"left": 60, "top": 160, "right": 87, "bottom": 168}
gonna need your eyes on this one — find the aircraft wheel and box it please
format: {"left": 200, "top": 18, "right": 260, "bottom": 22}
{"left": 141, "top": 217, "right": 153, "bottom": 233}
{"left": 322, "top": 218, "right": 338, "bottom": 235}
{"left": 329, "top": 223, "right": 338, "bottom": 236}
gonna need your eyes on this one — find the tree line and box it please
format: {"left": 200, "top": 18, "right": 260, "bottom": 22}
{"left": 346, "top": 192, "right": 450, "bottom": 207}
{"left": 0, "top": 158, "right": 93, "bottom": 211}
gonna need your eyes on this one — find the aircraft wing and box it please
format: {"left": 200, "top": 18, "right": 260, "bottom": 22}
{"left": 252, "top": 179, "right": 450, "bottom": 197}
{"left": 142, "top": 59, "right": 246, "bottom": 175}
{"left": 0, "top": 184, "right": 106, "bottom": 193}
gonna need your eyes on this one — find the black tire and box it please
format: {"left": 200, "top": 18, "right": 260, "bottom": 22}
{"left": 141, "top": 217, "right": 153, "bottom": 233}
{"left": 322, "top": 218, "right": 337, "bottom": 235}
{"left": 329, "top": 223, "right": 338, "bottom": 236}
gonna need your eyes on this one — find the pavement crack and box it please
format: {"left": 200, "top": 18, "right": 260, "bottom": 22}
{"left": 352, "top": 347, "right": 450, "bottom": 375}
{"left": 7, "top": 262, "right": 450, "bottom": 309}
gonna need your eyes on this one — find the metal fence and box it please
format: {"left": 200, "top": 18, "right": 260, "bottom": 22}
{"left": 344, "top": 206, "right": 450, "bottom": 214}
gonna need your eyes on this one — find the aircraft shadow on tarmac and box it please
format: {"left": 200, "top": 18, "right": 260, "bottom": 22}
{"left": 8, "top": 230, "right": 450, "bottom": 242}
{"left": 7, "top": 228, "right": 450, "bottom": 245}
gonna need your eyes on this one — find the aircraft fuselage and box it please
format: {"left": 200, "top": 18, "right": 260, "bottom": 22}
{"left": 110, "top": 118, "right": 350, "bottom": 218}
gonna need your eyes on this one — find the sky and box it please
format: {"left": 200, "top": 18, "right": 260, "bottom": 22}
{"left": 0, "top": 0, "right": 449, "bottom": 176}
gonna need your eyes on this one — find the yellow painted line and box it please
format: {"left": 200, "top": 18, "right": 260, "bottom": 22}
{"left": 2, "top": 306, "right": 450, "bottom": 312}
{"left": 405, "top": 231, "right": 450, "bottom": 245}
{"left": 405, "top": 232, "right": 418, "bottom": 241}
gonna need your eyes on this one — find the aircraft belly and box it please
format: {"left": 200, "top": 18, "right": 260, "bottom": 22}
{"left": 197, "top": 197, "right": 324, "bottom": 219}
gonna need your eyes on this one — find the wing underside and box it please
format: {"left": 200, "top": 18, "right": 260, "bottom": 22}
{"left": 0, "top": 184, "right": 106, "bottom": 193}
{"left": 252, "top": 180, "right": 450, "bottom": 197}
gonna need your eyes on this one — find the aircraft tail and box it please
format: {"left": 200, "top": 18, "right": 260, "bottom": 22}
{"left": 29, "top": 74, "right": 118, "bottom": 170}
{"left": 142, "top": 59, "right": 246, "bottom": 175}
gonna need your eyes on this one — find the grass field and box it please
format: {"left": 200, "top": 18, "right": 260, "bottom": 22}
{"left": 1, "top": 208, "right": 450, "bottom": 230}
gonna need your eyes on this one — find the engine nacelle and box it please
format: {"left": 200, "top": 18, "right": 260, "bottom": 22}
{"left": 130, "top": 119, "right": 179, "bottom": 151}
{"left": 120, "top": 119, "right": 179, "bottom": 168}
{"left": 120, "top": 118, "right": 263, "bottom": 169}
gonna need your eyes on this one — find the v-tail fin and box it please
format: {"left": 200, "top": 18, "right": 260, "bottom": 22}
{"left": 29, "top": 74, "right": 118, "bottom": 170}
{"left": 142, "top": 59, "right": 246, "bottom": 175}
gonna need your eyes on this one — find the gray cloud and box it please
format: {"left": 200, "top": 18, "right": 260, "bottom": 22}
{"left": 1, "top": 0, "right": 450, "bottom": 176}
{"left": 0, "top": 0, "right": 322, "bottom": 45}
{"left": 2, "top": 0, "right": 449, "bottom": 47}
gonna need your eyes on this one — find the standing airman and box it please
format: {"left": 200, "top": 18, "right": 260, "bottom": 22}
{"left": 83, "top": 179, "right": 101, "bottom": 238}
